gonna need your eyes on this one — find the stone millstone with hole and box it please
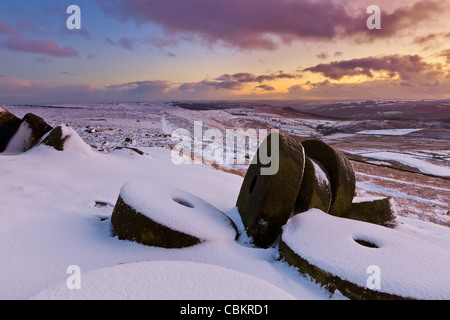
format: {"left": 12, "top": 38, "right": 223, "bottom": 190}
{"left": 343, "top": 196, "right": 397, "bottom": 226}
{"left": 294, "top": 156, "right": 332, "bottom": 214}
{"left": 301, "top": 139, "right": 355, "bottom": 217}
{"left": 236, "top": 132, "right": 305, "bottom": 248}
{"left": 111, "top": 181, "right": 238, "bottom": 249}
{"left": 111, "top": 195, "right": 201, "bottom": 248}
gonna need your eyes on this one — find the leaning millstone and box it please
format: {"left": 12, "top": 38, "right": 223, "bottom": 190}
{"left": 294, "top": 156, "right": 332, "bottom": 214}
{"left": 343, "top": 196, "right": 396, "bottom": 225}
{"left": 0, "top": 107, "right": 21, "bottom": 152}
{"left": 111, "top": 181, "right": 238, "bottom": 248}
{"left": 301, "top": 139, "right": 355, "bottom": 217}
{"left": 236, "top": 132, "right": 305, "bottom": 248}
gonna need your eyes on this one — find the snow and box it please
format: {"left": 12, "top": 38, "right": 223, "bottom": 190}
{"left": 29, "top": 260, "right": 296, "bottom": 300}
{"left": 118, "top": 181, "right": 237, "bottom": 242}
{"left": 161, "top": 117, "right": 172, "bottom": 134}
{"left": 359, "top": 151, "right": 450, "bottom": 177}
{"left": 0, "top": 146, "right": 326, "bottom": 300}
{"left": 310, "top": 158, "right": 330, "bottom": 189}
{"left": 282, "top": 209, "right": 450, "bottom": 299}
{"left": 1, "top": 103, "right": 449, "bottom": 300}
{"left": 352, "top": 196, "right": 386, "bottom": 203}
{"left": 356, "top": 129, "right": 422, "bottom": 136}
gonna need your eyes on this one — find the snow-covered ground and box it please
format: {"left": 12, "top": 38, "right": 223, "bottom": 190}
{"left": 1, "top": 103, "right": 449, "bottom": 300}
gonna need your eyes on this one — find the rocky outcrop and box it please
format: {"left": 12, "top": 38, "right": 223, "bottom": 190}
{"left": 5, "top": 113, "right": 53, "bottom": 153}
{"left": 0, "top": 107, "right": 21, "bottom": 152}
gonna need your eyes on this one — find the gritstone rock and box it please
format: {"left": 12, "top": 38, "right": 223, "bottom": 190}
{"left": 5, "top": 113, "right": 53, "bottom": 153}
{"left": 0, "top": 107, "right": 21, "bottom": 153}
{"left": 111, "top": 182, "right": 238, "bottom": 248}
{"left": 111, "top": 195, "right": 201, "bottom": 248}
{"left": 40, "top": 126, "right": 69, "bottom": 151}
{"left": 21, "top": 113, "right": 53, "bottom": 150}
{"left": 294, "top": 156, "right": 332, "bottom": 214}
{"left": 343, "top": 196, "right": 397, "bottom": 225}
{"left": 301, "top": 139, "right": 355, "bottom": 217}
{"left": 236, "top": 132, "right": 305, "bottom": 248}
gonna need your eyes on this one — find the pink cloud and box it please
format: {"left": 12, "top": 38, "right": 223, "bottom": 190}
{"left": 303, "top": 54, "right": 443, "bottom": 82}
{"left": 2, "top": 37, "right": 79, "bottom": 58}
{"left": 97, "top": 0, "right": 360, "bottom": 50}
{"left": 0, "top": 21, "right": 79, "bottom": 58}
{"left": 0, "top": 22, "right": 20, "bottom": 36}
{"left": 97, "top": 0, "right": 447, "bottom": 50}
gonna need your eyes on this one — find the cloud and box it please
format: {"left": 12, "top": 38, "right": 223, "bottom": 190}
{"left": 95, "top": 0, "right": 358, "bottom": 50}
{"left": 303, "top": 54, "right": 444, "bottom": 83}
{"left": 255, "top": 84, "right": 275, "bottom": 91}
{"left": 105, "top": 36, "right": 138, "bottom": 51}
{"left": 316, "top": 52, "right": 329, "bottom": 60}
{"left": 202, "top": 71, "right": 299, "bottom": 90}
{"left": 61, "top": 72, "right": 77, "bottom": 77}
{"left": 440, "top": 49, "right": 450, "bottom": 64}
{"left": 97, "top": 0, "right": 448, "bottom": 50}
{"left": 0, "top": 21, "right": 79, "bottom": 58}
{"left": 2, "top": 37, "right": 79, "bottom": 57}
{"left": 349, "top": 0, "right": 447, "bottom": 43}
{"left": 0, "top": 22, "right": 20, "bottom": 36}
{"left": 287, "top": 77, "right": 450, "bottom": 100}
{"left": 411, "top": 32, "right": 450, "bottom": 50}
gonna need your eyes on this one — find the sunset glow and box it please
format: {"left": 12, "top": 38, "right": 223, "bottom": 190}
{"left": 1, "top": 0, "right": 449, "bottom": 104}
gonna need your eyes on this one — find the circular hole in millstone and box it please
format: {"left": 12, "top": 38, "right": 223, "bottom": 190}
{"left": 249, "top": 175, "right": 257, "bottom": 194}
{"left": 353, "top": 238, "right": 379, "bottom": 248}
{"left": 172, "top": 197, "right": 195, "bottom": 208}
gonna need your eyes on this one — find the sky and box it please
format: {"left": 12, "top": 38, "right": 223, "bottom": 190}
{"left": 0, "top": 0, "right": 449, "bottom": 104}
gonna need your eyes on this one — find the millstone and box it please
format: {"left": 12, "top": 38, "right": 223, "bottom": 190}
{"left": 236, "top": 132, "right": 305, "bottom": 248}
{"left": 111, "top": 181, "right": 238, "bottom": 248}
{"left": 294, "top": 156, "right": 332, "bottom": 214}
{"left": 111, "top": 195, "right": 200, "bottom": 248}
{"left": 343, "top": 196, "right": 396, "bottom": 225}
{"left": 301, "top": 139, "right": 355, "bottom": 217}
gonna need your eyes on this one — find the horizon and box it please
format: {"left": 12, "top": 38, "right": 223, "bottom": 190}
{"left": 1, "top": 0, "right": 450, "bottom": 104}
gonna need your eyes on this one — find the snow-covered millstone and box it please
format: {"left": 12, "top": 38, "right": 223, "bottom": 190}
{"left": 301, "top": 139, "right": 356, "bottom": 217}
{"left": 29, "top": 260, "right": 296, "bottom": 300}
{"left": 111, "top": 181, "right": 238, "bottom": 248}
{"left": 295, "top": 156, "right": 332, "bottom": 213}
{"left": 343, "top": 196, "right": 396, "bottom": 225}
{"left": 236, "top": 132, "right": 305, "bottom": 248}
{"left": 280, "top": 209, "right": 450, "bottom": 300}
